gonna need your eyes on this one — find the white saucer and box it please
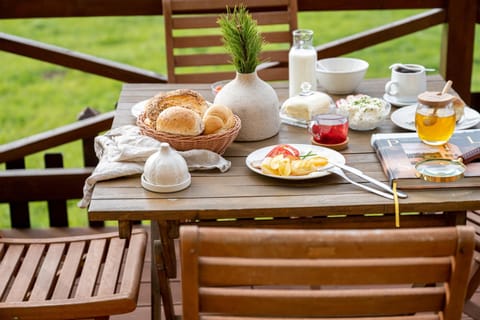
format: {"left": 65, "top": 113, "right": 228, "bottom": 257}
{"left": 141, "top": 174, "right": 191, "bottom": 193}
{"left": 390, "top": 104, "right": 480, "bottom": 131}
{"left": 383, "top": 93, "right": 416, "bottom": 107}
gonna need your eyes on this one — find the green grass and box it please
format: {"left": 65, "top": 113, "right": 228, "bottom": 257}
{"left": 0, "top": 10, "right": 479, "bottom": 228}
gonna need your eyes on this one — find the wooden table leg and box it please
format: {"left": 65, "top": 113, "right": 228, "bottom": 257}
{"left": 154, "top": 239, "right": 175, "bottom": 320}
{"left": 151, "top": 221, "right": 179, "bottom": 320}
{"left": 118, "top": 220, "right": 132, "bottom": 240}
{"left": 150, "top": 222, "right": 162, "bottom": 320}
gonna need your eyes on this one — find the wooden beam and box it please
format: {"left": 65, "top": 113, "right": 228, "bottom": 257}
{"left": 0, "top": 0, "right": 446, "bottom": 18}
{"left": 0, "top": 111, "right": 114, "bottom": 163}
{"left": 315, "top": 9, "right": 446, "bottom": 58}
{"left": 0, "top": 168, "right": 92, "bottom": 201}
{"left": 440, "top": 0, "right": 477, "bottom": 104}
{"left": 0, "top": 33, "right": 167, "bottom": 83}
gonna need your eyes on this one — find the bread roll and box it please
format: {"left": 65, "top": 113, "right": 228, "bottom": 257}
{"left": 156, "top": 106, "right": 204, "bottom": 136}
{"left": 145, "top": 89, "right": 209, "bottom": 125}
{"left": 203, "top": 104, "right": 235, "bottom": 135}
{"left": 452, "top": 96, "right": 465, "bottom": 122}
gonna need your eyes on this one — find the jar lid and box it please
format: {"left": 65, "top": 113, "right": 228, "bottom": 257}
{"left": 417, "top": 91, "right": 455, "bottom": 108}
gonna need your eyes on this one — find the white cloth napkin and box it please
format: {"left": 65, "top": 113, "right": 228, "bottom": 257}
{"left": 78, "top": 125, "right": 231, "bottom": 208}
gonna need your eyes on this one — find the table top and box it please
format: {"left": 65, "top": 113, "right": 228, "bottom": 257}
{"left": 88, "top": 76, "right": 480, "bottom": 223}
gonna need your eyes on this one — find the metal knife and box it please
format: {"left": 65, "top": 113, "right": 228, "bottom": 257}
{"left": 331, "top": 162, "right": 408, "bottom": 199}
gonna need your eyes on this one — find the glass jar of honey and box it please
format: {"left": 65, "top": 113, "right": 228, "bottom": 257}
{"left": 415, "top": 91, "right": 455, "bottom": 145}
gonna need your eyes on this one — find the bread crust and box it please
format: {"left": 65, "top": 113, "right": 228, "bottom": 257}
{"left": 156, "top": 106, "right": 204, "bottom": 136}
{"left": 145, "top": 89, "right": 209, "bottom": 125}
{"left": 203, "top": 104, "right": 235, "bottom": 135}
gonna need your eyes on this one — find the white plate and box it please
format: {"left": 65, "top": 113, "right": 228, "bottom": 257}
{"left": 245, "top": 144, "right": 345, "bottom": 180}
{"left": 390, "top": 104, "right": 480, "bottom": 131}
{"left": 131, "top": 99, "right": 150, "bottom": 118}
{"left": 383, "top": 93, "right": 416, "bottom": 107}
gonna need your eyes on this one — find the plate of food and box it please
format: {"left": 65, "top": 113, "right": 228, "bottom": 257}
{"left": 390, "top": 104, "right": 480, "bottom": 131}
{"left": 131, "top": 99, "right": 150, "bottom": 118}
{"left": 246, "top": 144, "right": 345, "bottom": 180}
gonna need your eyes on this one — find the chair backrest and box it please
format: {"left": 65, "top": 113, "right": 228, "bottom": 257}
{"left": 180, "top": 225, "right": 475, "bottom": 320}
{"left": 162, "top": 0, "right": 298, "bottom": 83}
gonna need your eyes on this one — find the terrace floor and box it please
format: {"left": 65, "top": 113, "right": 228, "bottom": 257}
{"left": 109, "top": 228, "right": 480, "bottom": 320}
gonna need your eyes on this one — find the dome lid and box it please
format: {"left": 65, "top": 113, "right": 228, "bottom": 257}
{"left": 141, "top": 143, "right": 191, "bottom": 193}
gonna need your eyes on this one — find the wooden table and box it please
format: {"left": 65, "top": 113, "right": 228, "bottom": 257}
{"left": 88, "top": 76, "right": 480, "bottom": 320}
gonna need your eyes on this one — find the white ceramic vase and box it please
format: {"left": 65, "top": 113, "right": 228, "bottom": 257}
{"left": 213, "top": 71, "right": 280, "bottom": 141}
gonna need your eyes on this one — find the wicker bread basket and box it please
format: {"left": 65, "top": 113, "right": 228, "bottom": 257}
{"left": 137, "top": 112, "right": 241, "bottom": 155}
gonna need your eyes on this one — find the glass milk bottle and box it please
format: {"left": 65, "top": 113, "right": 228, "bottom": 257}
{"left": 289, "top": 29, "right": 317, "bottom": 97}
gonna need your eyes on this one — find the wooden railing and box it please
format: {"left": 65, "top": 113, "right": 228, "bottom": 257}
{"left": 0, "top": 0, "right": 479, "bottom": 229}
{"left": 1, "top": 0, "right": 479, "bottom": 107}
{"left": 0, "top": 108, "right": 114, "bottom": 228}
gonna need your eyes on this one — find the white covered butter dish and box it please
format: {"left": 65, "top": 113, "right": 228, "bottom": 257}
{"left": 280, "top": 82, "right": 334, "bottom": 127}
{"left": 141, "top": 142, "right": 191, "bottom": 193}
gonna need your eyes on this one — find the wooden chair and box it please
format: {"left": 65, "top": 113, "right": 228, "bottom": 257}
{"left": 0, "top": 109, "right": 148, "bottom": 319}
{"left": 162, "top": 0, "right": 298, "bottom": 83}
{"left": 180, "top": 225, "right": 475, "bottom": 319}
{"left": 464, "top": 210, "right": 480, "bottom": 319}
{"left": 0, "top": 229, "right": 147, "bottom": 320}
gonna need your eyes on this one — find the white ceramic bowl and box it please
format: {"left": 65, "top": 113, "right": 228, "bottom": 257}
{"left": 336, "top": 95, "right": 391, "bottom": 131}
{"left": 316, "top": 58, "right": 369, "bottom": 94}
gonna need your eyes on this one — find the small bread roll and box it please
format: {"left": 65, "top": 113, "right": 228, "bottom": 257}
{"left": 203, "top": 104, "right": 235, "bottom": 135}
{"left": 452, "top": 96, "right": 465, "bottom": 122}
{"left": 145, "top": 89, "right": 209, "bottom": 125}
{"left": 156, "top": 106, "right": 204, "bottom": 136}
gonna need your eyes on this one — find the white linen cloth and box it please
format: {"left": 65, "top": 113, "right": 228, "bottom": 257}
{"left": 78, "top": 125, "right": 231, "bottom": 208}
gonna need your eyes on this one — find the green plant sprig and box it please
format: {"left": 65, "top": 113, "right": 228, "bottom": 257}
{"left": 217, "top": 5, "right": 264, "bottom": 74}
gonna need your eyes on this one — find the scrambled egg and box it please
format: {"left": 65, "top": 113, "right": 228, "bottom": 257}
{"left": 261, "top": 154, "right": 328, "bottom": 176}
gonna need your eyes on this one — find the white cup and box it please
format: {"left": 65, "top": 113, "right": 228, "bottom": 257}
{"left": 384, "top": 64, "right": 427, "bottom": 103}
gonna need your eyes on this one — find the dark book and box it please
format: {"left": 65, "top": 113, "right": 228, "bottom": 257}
{"left": 371, "top": 129, "right": 480, "bottom": 189}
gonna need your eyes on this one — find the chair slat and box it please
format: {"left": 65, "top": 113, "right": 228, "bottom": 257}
{"left": 75, "top": 238, "right": 107, "bottom": 298}
{"left": 199, "top": 257, "right": 452, "bottom": 286}
{"left": 196, "top": 228, "right": 459, "bottom": 258}
{"left": 0, "top": 244, "right": 24, "bottom": 298}
{"left": 169, "top": 0, "right": 290, "bottom": 12}
{"left": 119, "top": 231, "right": 148, "bottom": 295}
{"left": 199, "top": 287, "right": 445, "bottom": 317}
{"left": 29, "top": 243, "right": 65, "bottom": 301}
{"left": 172, "top": 11, "right": 293, "bottom": 29}
{"left": 6, "top": 244, "right": 45, "bottom": 302}
{"left": 201, "top": 316, "right": 440, "bottom": 320}
{"left": 52, "top": 241, "right": 86, "bottom": 299}
{"left": 97, "top": 237, "right": 126, "bottom": 295}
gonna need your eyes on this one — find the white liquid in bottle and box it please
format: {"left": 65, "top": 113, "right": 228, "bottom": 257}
{"left": 289, "top": 29, "right": 317, "bottom": 98}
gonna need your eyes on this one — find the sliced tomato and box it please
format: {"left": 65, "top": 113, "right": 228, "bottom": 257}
{"left": 266, "top": 144, "right": 300, "bottom": 160}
